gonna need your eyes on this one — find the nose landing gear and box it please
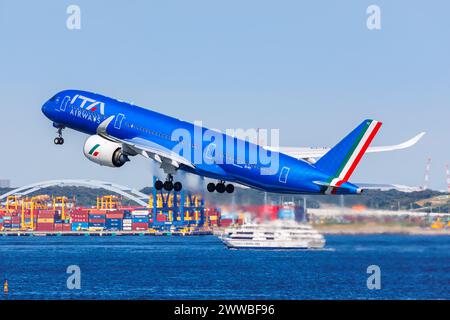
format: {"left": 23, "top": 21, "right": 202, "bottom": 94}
{"left": 54, "top": 127, "right": 64, "bottom": 145}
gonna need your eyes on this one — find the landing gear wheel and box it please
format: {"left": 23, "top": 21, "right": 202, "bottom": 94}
{"left": 164, "top": 181, "right": 174, "bottom": 191}
{"left": 154, "top": 180, "right": 164, "bottom": 191}
{"left": 216, "top": 183, "right": 226, "bottom": 194}
{"left": 173, "top": 182, "right": 182, "bottom": 192}
{"left": 54, "top": 127, "right": 65, "bottom": 145}
{"left": 207, "top": 183, "right": 216, "bottom": 193}
{"left": 225, "top": 184, "right": 234, "bottom": 194}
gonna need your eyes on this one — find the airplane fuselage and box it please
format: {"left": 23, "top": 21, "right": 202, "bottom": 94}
{"left": 42, "top": 89, "right": 361, "bottom": 194}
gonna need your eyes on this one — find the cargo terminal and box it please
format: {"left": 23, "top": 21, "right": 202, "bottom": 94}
{"left": 0, "top": 178, "right": 448, "bottom": 236}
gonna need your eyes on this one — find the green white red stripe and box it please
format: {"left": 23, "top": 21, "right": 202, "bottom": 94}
{"left": 326, "top": 120, "right": 382, "bottom": 194}
{"left": 88, "top": 144, "right": 101, "bottom": 157}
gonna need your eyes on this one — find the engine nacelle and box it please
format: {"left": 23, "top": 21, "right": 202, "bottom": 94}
{"left": 83, "top": 135, "right": 129, "bottom": 168}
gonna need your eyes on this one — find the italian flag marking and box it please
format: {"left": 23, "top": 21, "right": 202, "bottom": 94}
{"left": 326, "top": 120, "right": 382, "bottom": 194}
{"left": 89, "top": 144, "right": 101, "bottom": 157}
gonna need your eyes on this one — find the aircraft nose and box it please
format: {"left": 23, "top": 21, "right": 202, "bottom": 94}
{"left": 41, "top": 99, "right": 54, "bottom": 119}
{"left": 41, "top": 102, "right": 49, "bottom": 117}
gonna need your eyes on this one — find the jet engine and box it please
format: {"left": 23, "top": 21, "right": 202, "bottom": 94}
{"left": 83, "top": 135, "right": 129, "bottom": 168}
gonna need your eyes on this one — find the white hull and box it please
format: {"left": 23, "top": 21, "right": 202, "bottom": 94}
{"left": 222, "top": 238, "right": 325, "bottom": 250}
{"left": 220, "top": 220, "right": 326, "bottom": 250}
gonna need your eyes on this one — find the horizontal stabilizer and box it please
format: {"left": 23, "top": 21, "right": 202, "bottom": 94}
{"left": 354, "top": 183, "right": 423, "bottom": 193}
{"left": 313, "top": 181, "right": 363, "bottom": 194}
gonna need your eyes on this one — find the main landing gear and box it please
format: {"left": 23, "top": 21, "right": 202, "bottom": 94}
{"left": 207, "top": 181, "right": 234, "bottom": 194}
{"left": 154, "top": 174, "right": 183, "bottom": 192}
{"left": 54, "top": 127, "right": 64, "bottom": 145}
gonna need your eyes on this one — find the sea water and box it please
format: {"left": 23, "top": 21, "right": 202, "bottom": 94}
{"left": 0, "top": 235, "right": 448, "bottom": 300}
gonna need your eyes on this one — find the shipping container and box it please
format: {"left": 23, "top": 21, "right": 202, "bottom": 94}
{"left": 70, "top": 211, "right": 89, "bottom": 216}
{"left": 219, "top": 218, "right": 234, "bottom": 227}
{"left": 70, "top": 219, "right": 89, "bottom": 223}
{"left": 70, "top": 213, "right": 89, "bottom": 218}
{"left": 88, "top": 209, "right": 107, "bottom": 214}
{"left": 89, "top": 214, "right": 106, "bottom": 219}
{"left": 106, "top": 213, "right": 123, "bottom": 219}
{"left": 105, "top": 220, "right": 122, "bottom": 230}
{"left": 132, "top": 210, "right": 150, "bottom": 216}
{"left": 71, "top": 222, "right": 89, "bottom": 231}
{"left": 36, "top": 223, "right": 54, "bottom": 231}
{"left": 70, "top": 216, "right": 89, "bottom": 221}
{"left": 88, "top": 222, "right": 105, "bottom": 228}
{"left": 88, "top": 227, "right": 104, "bottom": 232}
{"left": 71, "top": 215, "right": 89, "bottom": 218}
{"left": 70, "top": 214, "right": 89, "bottom": 218}
{"left": 106, "top": 224, "right": 122, "bottom": 228}
{"left": 132, "top": 222, "right": 148, "bottom": 231}
{"left": 132, "top": 214, "right": 149, "bottom": 218}
{"left": 38, "top": 210, "right": 56, "bottom": 217}
{"left": 156, "top": 214, "right": 167, "bottom": 222}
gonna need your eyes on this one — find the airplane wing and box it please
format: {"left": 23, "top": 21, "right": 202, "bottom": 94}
{"left": 267, "top": 132, "right": 425, "bottom": 162}
{"left": 118, "top": 136, "right": 195, "bottom": 169}
{"left": 97, "top": 116, "right": 195, "bottom": 173}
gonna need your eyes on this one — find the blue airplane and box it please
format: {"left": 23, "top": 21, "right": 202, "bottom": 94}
{"left": 41, "top": 90, "right": 424, "bottom": 195}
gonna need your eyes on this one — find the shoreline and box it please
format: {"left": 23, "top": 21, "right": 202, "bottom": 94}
{"left": 314, "top": 224, "right": 450, "bottom": 236}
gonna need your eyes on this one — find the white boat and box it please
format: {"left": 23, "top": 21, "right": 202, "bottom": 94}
{"left": 220, "top": 220, "right": 325, "bottom": 250}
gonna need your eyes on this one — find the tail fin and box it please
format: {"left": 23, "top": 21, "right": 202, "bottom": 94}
{"left": 315, "top": 119, "right": 382, "bottom": 185}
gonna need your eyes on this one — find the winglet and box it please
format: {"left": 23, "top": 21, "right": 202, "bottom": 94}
{"left": 367, "top": 132, "right": 426, "bottom": 153}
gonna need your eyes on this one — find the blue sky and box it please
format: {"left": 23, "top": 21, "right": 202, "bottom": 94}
{"left": 0, "top": 1, "right": 448, "bottom": 190}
